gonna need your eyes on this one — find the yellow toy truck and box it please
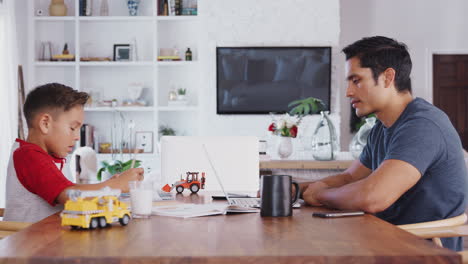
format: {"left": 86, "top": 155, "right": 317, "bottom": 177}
{"left": 61, "top": 187, "right": 131, "bottom": 229}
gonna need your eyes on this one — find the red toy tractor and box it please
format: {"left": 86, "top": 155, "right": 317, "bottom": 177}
{"left": 162, "top": 171, "right": 206, "bottom": 193}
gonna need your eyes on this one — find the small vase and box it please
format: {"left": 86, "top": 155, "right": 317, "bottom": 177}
{"left": 278, "top": 137, "right": 293, "bottom": 159}
{"left": 49, "top": 0, "right": 67, "bottom": 16}
{"left": 127, "top": 0, "right": 140, "bottom": 16}
{"left": 311, "top": 111, "right": 339, "bottom": 161}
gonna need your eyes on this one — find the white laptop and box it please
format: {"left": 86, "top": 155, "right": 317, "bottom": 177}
{"left": 201, "top": 144, "right": 261, "bottom": 208}
{"left": 160, "top": 136, "right": 259, "bottom": 194}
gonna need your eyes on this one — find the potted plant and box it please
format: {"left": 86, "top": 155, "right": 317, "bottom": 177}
{"left": 159, "top": 125, "right": 176, "bottom": 139}
{"left": 288, "top": 97, "right": 326, "bottom": 117}
{"left": 97, "top": 159, "right": 141, "bottom": 181}
{"left": 177, "top": 88, "right": 186, "bottom": 101}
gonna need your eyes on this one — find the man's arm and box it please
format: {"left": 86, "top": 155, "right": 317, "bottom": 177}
{"left": 298, "top": 159, "right": 372, "bottom": 198}
{"left": 55, "top": 168, "right": 144, "bottom": 204}
{"left": 310, "top": 159, "right": 421, "bottom": 213}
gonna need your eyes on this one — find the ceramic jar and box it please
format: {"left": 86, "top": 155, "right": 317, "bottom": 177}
{"left": 49, "top": 0, "right": 67, "bottom": 16}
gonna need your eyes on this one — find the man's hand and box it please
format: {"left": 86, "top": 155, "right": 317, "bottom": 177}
{"left": 303, "top": 181, "right": 329, "bottom": 206}
{"left": 108, "top": 168, "right": 144, "bottom": 193}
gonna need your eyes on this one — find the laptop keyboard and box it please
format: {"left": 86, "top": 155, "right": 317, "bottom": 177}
{"left": 230, "top": 198, "right": 302, "bottom": 208}
{"left": 230, "top": 198, "right": 260, "bottom": 208}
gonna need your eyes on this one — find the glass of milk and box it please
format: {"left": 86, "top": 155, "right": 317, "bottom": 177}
{"left": 129, "top": 181, "right": 153, "bottom": 218}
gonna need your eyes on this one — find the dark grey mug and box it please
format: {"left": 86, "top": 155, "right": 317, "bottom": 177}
{"left": 260, "top": 175, "right": 299, "bottom": 217}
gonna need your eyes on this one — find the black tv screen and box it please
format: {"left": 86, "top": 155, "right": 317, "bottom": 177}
{"left": 217, "top": 47, "right": 331, "bottom": 114}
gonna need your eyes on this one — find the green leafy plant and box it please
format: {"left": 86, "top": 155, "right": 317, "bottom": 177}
{"left": 97, "top": 159, "right": 141, "bottom": 181}
{"left": 288, "top": 97, "right": 326, "bottom": 117}
{"left": 159, "top": 125, "right": 176, "bottom": 136}
{"left": 177, "top": 88, "right": 186, "bottom": 95}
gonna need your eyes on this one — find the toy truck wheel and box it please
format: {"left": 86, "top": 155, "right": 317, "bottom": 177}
{"left": 176, "top": 186, "right": 184, "bottom": 193}
{"left": 98, "top": 217, "right": 107, "bottom": 228}
{"left": 71, "top": 225, "right": 79, "bottom": 230}
{"left": 119, "top": 214, "right": 130, "bottom": 226}
{"left": 190, "top": 184, "right": 200, "bottom": 193}
{"left": 89, "top": 218, "right": 99, "bottom": 229}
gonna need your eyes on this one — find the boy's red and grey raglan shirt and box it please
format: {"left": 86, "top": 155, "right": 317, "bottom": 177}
{"left": 4, "top": 139, "right": 74, "bottom": 222}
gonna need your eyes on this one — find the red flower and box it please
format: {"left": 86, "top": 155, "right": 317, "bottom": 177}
{"left": 290, "top": 125, "right": 298, "bottom": 138}
{"left": 268, "top": 123, "right": 276, "bottom": 132}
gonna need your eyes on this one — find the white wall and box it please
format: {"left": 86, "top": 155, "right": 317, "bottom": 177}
{"left": 339, "top": 0, "right": 468, "bottom": 149}
{"left": 197, "top": 0, "right": 341, "bottom": 143}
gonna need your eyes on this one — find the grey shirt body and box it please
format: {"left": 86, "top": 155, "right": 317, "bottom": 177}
{"left": 4, "top": 141, "right": 63, "bottom": 223}
{"left": 360, "top": 97, "right": 467, "bottom": 250}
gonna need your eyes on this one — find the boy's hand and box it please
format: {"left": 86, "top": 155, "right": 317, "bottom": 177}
{"left": 303, "top": 181, "right": 328, "bottom": 206}
{"left": 110, "top": 168, "right": 144, "bottom": 193}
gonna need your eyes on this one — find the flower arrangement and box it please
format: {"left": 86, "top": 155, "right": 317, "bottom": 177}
{"left": 267, "top": 97, "right": 326, "bottom": 138}
{"left": 268, "top": 113, "right": 300, "bottom": 138}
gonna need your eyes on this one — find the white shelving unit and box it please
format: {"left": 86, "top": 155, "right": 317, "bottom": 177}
{"left": 29, "top": 0, "right": 200, "bottom": 174}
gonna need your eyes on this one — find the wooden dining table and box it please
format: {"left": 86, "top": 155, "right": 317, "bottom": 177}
{"left": 0, "top": 192, "right": 461, "bottom": 264}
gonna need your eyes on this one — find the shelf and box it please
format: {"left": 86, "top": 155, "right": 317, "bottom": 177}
{"left": 158, "top": 106, "right": 198, "bottom": 112}
{"left": 84, "top": 106, "right": 155, "bottom": 112}
{"left": 31, "top": 2, "right": 201, "bottom": 146}
{"left": 34, "top": 16, "right": 198, "bottom": 22}
{"left": 79, "top": 16, "right": 154, "bottom": 22}
{"left": 34, "top": 16, "right": 75, "bottom": 21}
{"left": 35, "top": 61, "right": 76, "bottom": 67}
{"left": 157, "top": 16, "right": 198, "bottom": 21}
{"left": 157, "top": 61, "right": 197, "bottom": 66}
{"left": 79, "top": 61, "right": 154, "bottom": 67}
{"left": 96, "top": 153, "right": 156, "bottom": 158}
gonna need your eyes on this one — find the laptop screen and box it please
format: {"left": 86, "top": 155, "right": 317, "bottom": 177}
{"left": 160, "top": 136, "right": 259, "bottom": 192}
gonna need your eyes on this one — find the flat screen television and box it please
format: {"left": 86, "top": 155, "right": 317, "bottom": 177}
{"left": 216, "top": 47, "right": 331, "bottom": 114}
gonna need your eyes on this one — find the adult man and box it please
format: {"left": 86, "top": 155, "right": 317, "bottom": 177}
{"left": 301, "top": 36, "right": 466, "bottom": 250}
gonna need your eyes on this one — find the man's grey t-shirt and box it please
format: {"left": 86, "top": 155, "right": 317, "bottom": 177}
{"left": 360, "top": 97, "right": 467, "bottom": 251}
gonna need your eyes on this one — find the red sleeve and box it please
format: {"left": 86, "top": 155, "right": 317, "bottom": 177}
{"left": 13, "top": 147, "right": 75, "bottom": 206}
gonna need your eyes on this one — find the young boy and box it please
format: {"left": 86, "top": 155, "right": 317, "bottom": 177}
{"left": 4, "top": 83, "right": 144, "bottom": 222}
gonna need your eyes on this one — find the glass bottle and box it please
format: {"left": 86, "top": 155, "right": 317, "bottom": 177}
{"left": 185, "top": 48, "right": 192, "bottom": 61}
{"left": 311, "top": 111, "right": 339, "bottom": 161}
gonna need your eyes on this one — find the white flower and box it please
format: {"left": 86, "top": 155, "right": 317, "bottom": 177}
{"left": 281, "top": 113, "right": 296, "bottom": 128}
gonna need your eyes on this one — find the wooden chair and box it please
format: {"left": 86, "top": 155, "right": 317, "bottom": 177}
{"left": 398, "top": 213, "right": 468, "bottom": 263}
{"left": 0, "top": 208, "right": 32, "bottom": 239}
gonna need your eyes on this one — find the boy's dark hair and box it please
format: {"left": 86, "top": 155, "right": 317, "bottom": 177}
{"left": 24, "top": 83, "right": 89, "bottom": 128}
{"left": 342, "top": 36, "right": 412, "bottom": 93}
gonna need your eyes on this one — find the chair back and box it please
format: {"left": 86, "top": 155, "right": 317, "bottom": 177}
{"left": 398, "top": 213, "right": 467, "bottom": 230}
{"left": 0, "top": 208, "right": 32, "bottom": 239}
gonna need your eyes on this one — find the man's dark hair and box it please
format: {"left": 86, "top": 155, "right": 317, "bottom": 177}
{"left": 342, "top": 36, "right": 412, "bottom": 93}
{"left": 24, "top": 83, "right": 89, "bottom": 128}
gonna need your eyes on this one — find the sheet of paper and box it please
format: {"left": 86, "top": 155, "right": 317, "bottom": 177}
{"left": 152, "top": 203, "right": 259, "bottom": 218}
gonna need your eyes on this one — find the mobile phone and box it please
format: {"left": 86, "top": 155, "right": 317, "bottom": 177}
{"left": 312, "top": 211, "right": 365, "bottom": 218}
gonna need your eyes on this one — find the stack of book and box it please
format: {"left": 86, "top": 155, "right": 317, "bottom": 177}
{"left": 157, "top": 0, "right": 198, "bottom": 16}
{"left": 157, "top": 56, "right": 181, "bottom": 61}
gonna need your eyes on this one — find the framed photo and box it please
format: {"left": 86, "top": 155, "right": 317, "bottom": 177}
{"left": 113, "top": 44, "right": 131, "bottom": 61}
{"left": 135, "top": 131, "right": 153, "bottom": 153}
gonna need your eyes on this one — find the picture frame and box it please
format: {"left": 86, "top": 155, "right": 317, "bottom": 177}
{"left": 113, "top": 44, "right": 131, "bottom": 61}
{"left": 135, "top": 131, "right": 153, "bottom": 153}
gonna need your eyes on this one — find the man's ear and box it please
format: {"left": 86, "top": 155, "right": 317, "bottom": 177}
{"left": 37, "top": 113, "right": 52, "bottom": 134}
{"left": 383, "top": 68, "right": 396, "bottom": 88}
